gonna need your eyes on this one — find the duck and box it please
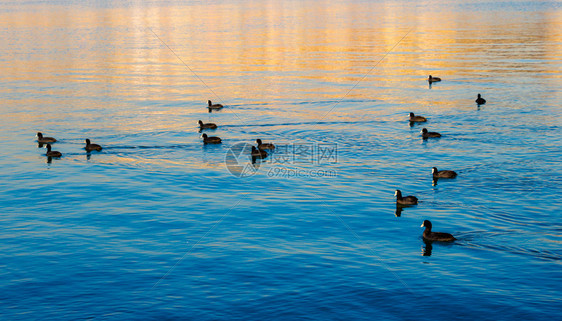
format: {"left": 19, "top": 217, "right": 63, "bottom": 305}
{"left": 202, "top": 133, "right": 222, "bottom": 144}
{"left": 421, "top": 220, "right": 456, "bottom": 242}
{"left": 85, "top": 139, "right": 102, "bottom": 152}
{"left": 395, "top": 189, "right": 418, "bottom": 205}
{"left": 475, "top": 94, "right": 486, "bottom": 105}
{"left": 45, "top": 144, "right": 62, "bottom": 157}
{"left": 256, "top": 139, "right": 275, "bottom": 150}
{"left": 432, "top": 167, "right": 457, "bottom": 178}
{"left": 37, "top": 132, "right": 57, "bottom": 143}
{"left": 251, "top": 146, "right": 268, "bottom": 158}
{"left": 409, "top": 113, "right": 427, "bottom": 122}
{"left": 207, "top": 100, "right": 223, "bottom": 109}
{"left": 421, "top": 128, "right": 441, "bottom": 138}
{"left": 199, "top": 120, "right": 217, "bottom": 130}
{"left": 427, "top": 75, "right": 441, "bottom": 82}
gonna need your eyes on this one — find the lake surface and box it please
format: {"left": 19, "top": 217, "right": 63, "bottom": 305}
{"left": 1, "top": 0, "right": 561, "bottom": 319}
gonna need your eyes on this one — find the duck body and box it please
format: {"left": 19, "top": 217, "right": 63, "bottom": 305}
{"left": 475, "top": 94, "right": 486, "bottom": 104}
{"left": 45, "top": 144, "right": 62, "bottom": 157}
{"left": 202, "top": 133, "right": 222, "bottom": 144}
{"left": 432, "top": 167, "right": 457, "bottom": 178}
{"left": 395, "top": 189, "right": 418, "bottom": 205}
{"left": 199, "top": 120, "right": 217, "bottom": 129}
{"left": 427, "top": 75, "right": 441, "bottom": 82}
{"left": 85, "top": 139, "right": 102, "bottom": 152}
{"left": 207, "top": 100, "right": 223, "bottom": 110}
{"left": 421, "top": 220, "right": 456, "bottom": 242}
{"left": 421, "top": 128, "right": 441, "bottom": 138}
{"left": 409, "top": 113, "right": 427, "bottom": 122}
{"left": 251, "top": 146, "right": 268, "bottom": 158}
{"left": 37, "top": 132, "right": 57, "bottom": 143}
{"left": 256, "top": 139, "right": 275, "bottom": 150}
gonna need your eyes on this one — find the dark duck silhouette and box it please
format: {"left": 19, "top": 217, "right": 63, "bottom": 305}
{"left": 421, "top": 128, "right": 441, "bottom": 138}
{"left": 207, "top": 100, "right": 223, "bottom": 110}
{"left": 475, "top": 94, "right": 486, "bottom": 105}
{"left": 199, "top": 120, "right": 217, "bottom": 129}
{"left": 85, "top": 139, "right": 102, "bottom": 152}
{"left": 432, "top": 167, "right": 457, "bottom": 178}
{"left": 45, "top": 144, "right": 62, "bottom": 157}
{"left": 421, "top": 220, "right": 456, "bottom": 242}
{"left": 251, "top": 146, "right": 268, "bottom": 158}
{"left": 395, "top": 189, "right": 418, "bottom": 205}
{"left": 427, "top": 75, "right": 441, "bottom": 83}
{"left": 37, "top": 132, "right": 57, "bottom": 143}
{"left": 256, "top": 139, "right": 275, "bottom": 150}
{"left": 202, "top": 133, "right": 222, "bottom": 144}
{"left": 409, "top": 113, "right": 427, "bottom": 122}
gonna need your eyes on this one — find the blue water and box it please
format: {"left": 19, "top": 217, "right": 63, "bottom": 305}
{"left": 1, "top": 0, "right": 561, "bottom": 319}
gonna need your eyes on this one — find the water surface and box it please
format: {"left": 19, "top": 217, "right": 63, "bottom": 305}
{"left": 1, "top": 0, "right": 561, "bottom": 320}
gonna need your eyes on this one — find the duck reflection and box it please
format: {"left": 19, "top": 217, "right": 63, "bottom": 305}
{"left": 251, "top": 155, "right": 267, "bottom": 165}
{"left": 395, "top": 205, "right": 404, "bottom": 217}
{"left": 46, "top": 156, "right": 53, "bottom": 164}
{"left": 422, "top": 240, "right": 433, "bottom": 256}
{"left": 395, "top": 203, "right": 416, "bottom": 217}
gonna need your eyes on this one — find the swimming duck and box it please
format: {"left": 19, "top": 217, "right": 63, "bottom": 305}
{"left": 251, "top": 146, "right": 268, "bottom": 158}
{"left": 475, "top": 94, "right": 486, "bottom": 104}
{"left": 409, "top": 113, "right": 427, "bottom": 122}
{"left": 395, "top": 189, "right": 418, "bottom": 205}
{"left": 85, "top": 139, "right": 102, "bottom": 152}
{"left": 202, "top": 133, "right": 222, "bottom": 144}
{"left": 432, "top": 167, "right": 457, "bottom": 178}
{"left": 45, "top": 144, "right": 62, "bottom": 157}
{"left": 427, "top": 75, "right": 441, "bottom": 82}
{"left": 199, "top": 120, "right": 217, "bottom": 129}
{"left": 208, "top": 100, "right": 223, "bottom": 109}
{"left": 256, "top": 139, "right": 275, "bottom": 150}
{"left": 421, "top": 220, "right": 456, "bottom": 242}
{"left": 421, "top": 128, "right": 441, "bottom": 138}
{"left": 37, "top": 132, "right": 57, "bottom": 143}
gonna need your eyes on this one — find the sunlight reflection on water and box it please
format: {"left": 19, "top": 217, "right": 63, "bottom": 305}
{"left": 0, "top": 0, "right": 561, "bottom": 320}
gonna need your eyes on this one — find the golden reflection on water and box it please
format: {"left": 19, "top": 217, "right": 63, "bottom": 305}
{"left": 0, "top": 1, "right": 560, "bottom": 131}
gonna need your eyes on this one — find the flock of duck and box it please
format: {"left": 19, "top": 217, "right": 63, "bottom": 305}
{"left": 37, "top": 79, "right": 487, "bottom": 244}
{"left": 397, "top": 75, "right": 487, "bottom": 243}
{"left": 200, "top": 100, "right": 275, "bottom": 159}
{"left": 36, "top": 99, "right": 275, "bottom": 160}
{"left": 37, "top": 133, "right": 102, "bottom": 159}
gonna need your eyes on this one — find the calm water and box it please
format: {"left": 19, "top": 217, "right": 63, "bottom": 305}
{"left": 1, "top": 0, "right": 561, "bottom": 319}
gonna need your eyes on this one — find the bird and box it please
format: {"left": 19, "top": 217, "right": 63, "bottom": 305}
{"left": 409, "top": 113, "right": 427, "bottom": 122}
{"left": 475, "top": 94, "right": 486, "bottom": 105}
{"left": 207, "top": 100, "right": 223, "bottom": 109}
{"left": 256, "top": 139, "right": 275, "bottom": 150}
{"left": 395, "top": 189, "right": 418, "bottom": 205}
{"left": 45, "top": 144, "right": 62, "bottom": 157}
{"left": 428, "top": 75, "right": 441, "bottom": 82}
{"left": 202, "top": 133, "right": 222, "bottom": 144}
{"left": 199, "top": 120, "right": 217, "bottom": 129}
{"left": 37, "top": 132, "right": 57, "bottom": 143}
{"left": 85, "top": 139, "right": 102, "bottom": 152}
{"left": 251, "top": 146, "right": 268, "bottom": 158}
{"left": 421, "top": 220, "right": 456, "bottom": 242}
{"left": 421, "top": 128, "right": 441, "bottom": 138}
{"left": 432, "top": 167, "right": 457, "bottom": 178}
